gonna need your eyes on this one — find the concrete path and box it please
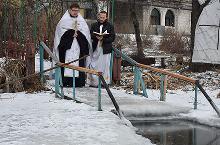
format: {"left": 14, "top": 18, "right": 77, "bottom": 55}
{"left": 60, "top": 86, "right": 191, "bottom": 118}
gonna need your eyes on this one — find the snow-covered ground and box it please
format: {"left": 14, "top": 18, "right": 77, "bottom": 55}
{"left": 53, "top": 83, "right": 220, "bottom": 128}
{"left": 147, "top": 88, "right": 220, "bottom": 127}
{"left": 0, "top": 52, "right": 219, "bottom": 145}
{"left": 0, "top": 85, "right": 219, "bottom": 145}
{"left": 35, "top": 54, "right": 52, "bottom": 76}
{"left": 0, "top": 92, "right": 153, "bottom": 145}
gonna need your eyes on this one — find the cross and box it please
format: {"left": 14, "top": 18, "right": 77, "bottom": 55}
{"left": 72, "top": 20, "right": 78, "bottom": 31}
{"left": 72, "top": 20, "right": 78, "bottom": 38}
{"left": 199, "top": 19, "right": 220, "bottom": 50}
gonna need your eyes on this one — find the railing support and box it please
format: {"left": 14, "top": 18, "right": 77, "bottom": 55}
{"left": 139, "top": 69, "right": 148, "bottom": 97}
{"left": 133, "top": 67, "right": 148, "bottom": 97}
{"left": 39, "top": 44, "right": 44, "bottom": 83}
{"left": 133, "top": 67, "right": 138, "bottom": 95}
{"left": 99, "top": 75, "right": 122, "bottom": 118}
{"left": 194, "top": 85, "right": 198, "bottom": 109}
{"left": 98, "top": 76, "right": 102, "bottom": 111}
{"left": 72, "top": 70, "right": 76, "bottom": 101}
{"left": 196, "top": 81, "right": 220, "bottom": 117}
{"left": 55, "top": 67, "right": 64, "bottom": 98}
{"left": 55, "top": 67, "right": 59, "bottom": 97}
{"left": 110, "top": 50, "right": 114, "bottom": 85}
{"left": 160, "top": 74, "right": 167, "bottom": 101}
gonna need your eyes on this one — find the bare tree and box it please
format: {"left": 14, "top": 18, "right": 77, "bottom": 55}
{"left": 128, "top": 0, "right": 144, "bottom": 57}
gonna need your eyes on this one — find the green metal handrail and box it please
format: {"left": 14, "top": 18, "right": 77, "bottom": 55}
{"left": 112, "top": 48, "right": 220, "bottom": 117}
{"left": 39, "top": 41, "right": 122, "bottom": 118}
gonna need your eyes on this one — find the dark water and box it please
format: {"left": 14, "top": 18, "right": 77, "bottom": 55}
{"left": 131, "top": 120, "right": 220, "bottom": 145}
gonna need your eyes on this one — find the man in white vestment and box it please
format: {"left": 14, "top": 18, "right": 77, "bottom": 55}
{"left": 53, "top": 3, "right": 91, "bottom": 87}
{"left": 87, "top": 11, "right": 115, "bottom": 87}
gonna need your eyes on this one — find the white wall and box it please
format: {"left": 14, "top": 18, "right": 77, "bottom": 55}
{"left": 143, "top": 6, "right": 191, "bottom": 35}
{"left": 176, "top": 9, "right": 191, "bottom": 35}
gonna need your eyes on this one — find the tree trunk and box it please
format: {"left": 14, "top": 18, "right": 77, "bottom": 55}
{"left": 128, "top": 0, "right": 144, "bottom": 57}
{"left": 190, "top": 0, "right": 211, "bottom": 71}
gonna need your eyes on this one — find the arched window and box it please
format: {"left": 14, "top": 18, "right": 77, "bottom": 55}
{"left": 150, "top": 8, "right": 161, "bottom": 25}
{"left": 165, "top": 10, "right": 175, "bottom": 27}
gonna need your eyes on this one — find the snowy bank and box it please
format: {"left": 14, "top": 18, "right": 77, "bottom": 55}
{"left": 0, "top": 92, "right": 153, "bottom": 145}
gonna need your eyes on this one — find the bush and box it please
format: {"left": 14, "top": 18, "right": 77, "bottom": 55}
{"left": 159, "top": 29, "right": 190, "bottom": 55}
{"left": 113, "top": 34, "right": 132, "bottom": 49}
{"left": 141, "top": 35, "right": 153, "bottom": 49}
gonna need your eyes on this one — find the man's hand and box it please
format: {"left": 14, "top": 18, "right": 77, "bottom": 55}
{"left": 96, "top": 36, "right": 103, "bottom": 41}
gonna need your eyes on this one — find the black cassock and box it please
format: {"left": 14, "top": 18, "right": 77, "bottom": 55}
{"left": 58, "top": 29, "right": 89, "bottom": 87}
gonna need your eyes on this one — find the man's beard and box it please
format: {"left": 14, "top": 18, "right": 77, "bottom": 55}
{"left": 99, "top": 20, "right": 106, "bottom": 23}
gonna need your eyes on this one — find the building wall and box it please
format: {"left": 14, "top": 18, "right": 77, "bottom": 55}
{"left": 176, "top": 9, "right": 191, "bottom": 35}
{"left": 142, "top": 6, "right": 191, "bottom": 35}
{"left": 115, "top": 0, "right": 191, "bottom": 35}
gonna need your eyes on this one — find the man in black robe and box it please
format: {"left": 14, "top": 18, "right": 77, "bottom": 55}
{"left": 87, "top": 11, "right": 115, "bottom": 87}
{"left": 53, "top": 3, "right": 91, "bottom": 87}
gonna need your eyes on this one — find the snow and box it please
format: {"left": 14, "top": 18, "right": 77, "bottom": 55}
{"left": 0, "top": 46, "right": 220, "bottom": 144}
{"left": 147, "top": 88, "right": 220, "bottom": 127}
{"left": 35, "top": 53, "right": 52, "bottom": 74}
{"left": 0, "top": 92, "right": 153, "bottom": 145}
{"left": 3, "top": 86, "right": 219, "bottom": 145}
{"left": 47, "top": 78, "right": 220, "bottom": 127}
{"left": 56, "top": 85, "right": 190, "bottom": 117}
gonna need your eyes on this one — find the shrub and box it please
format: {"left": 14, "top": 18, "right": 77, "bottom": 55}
{"left": 141, "top": 35, "right": 153, "bottom": 49}
{"left": 159, "top": 29, "right": 190, "bottom": 55}
{"left": 113, "top": 34, "right": 132, "bottom": 49}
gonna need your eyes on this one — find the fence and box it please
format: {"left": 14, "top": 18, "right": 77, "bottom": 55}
{"left": 39, "top": 41, "right": 122, "bottom": 118}
{"left": 39, "top": 41, "right": 220, "bottom": 117}
{"left": 112, "top": 48, "right": 220, "bottom": 117}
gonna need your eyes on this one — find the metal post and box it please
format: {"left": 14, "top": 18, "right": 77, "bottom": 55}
{"left": 55, "top": 67, "right": 64, "bottom": 98}
{"left": 192, "top": 128, "right": 196, "bottom": 145}
{"left": 99, "top": 75, "right": 121, "bottom": 118}
{"left": 98, "top": 76, "right": 102, "bottom": 111}
{"left": 72, "top": 70, "right": 76, "bottom": 101}
{"left": 58, "top": 67, "right": 64, "bottom": 98}
{"left": 110, "top": 50, "right": 114, "bottom": 84}
{"left": 138, "top": 69, "right": 148, "bottom": 97}
{"left": 161, "top": 131, "right": 167, "bottom": 145}
{"left": 196, "top": 82, "right": 220, "bottom": 117}
{"left": 194, "top": 85, "right": 198, "bottom": 109}
{"left": 55, "top": 68, "right": 59, "bottom": 98}
{"left": 39, "top": 44, "right": 44, "bottom": 83}
{"left": 164, "top": 75, "right": 167, "bottom": 101}
{"left": 160, "top": 74, "right": 166, "bottom": 101}
{"left": 133, "top": 67, "right": 138, "bottom": 95}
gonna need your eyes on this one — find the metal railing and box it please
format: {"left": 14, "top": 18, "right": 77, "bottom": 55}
{"left": 39, "top": 42, "right": 122, "bottom": 118}
{"left": 112, "top": 48, "right": 220, "bottom": 117}
{"left": 39, "top": 41, "right": 220, "bottom": 117}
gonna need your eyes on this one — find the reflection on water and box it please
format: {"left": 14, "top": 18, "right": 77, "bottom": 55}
{"left": 132, "top": 120, "right": 220, "bottom": 145}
